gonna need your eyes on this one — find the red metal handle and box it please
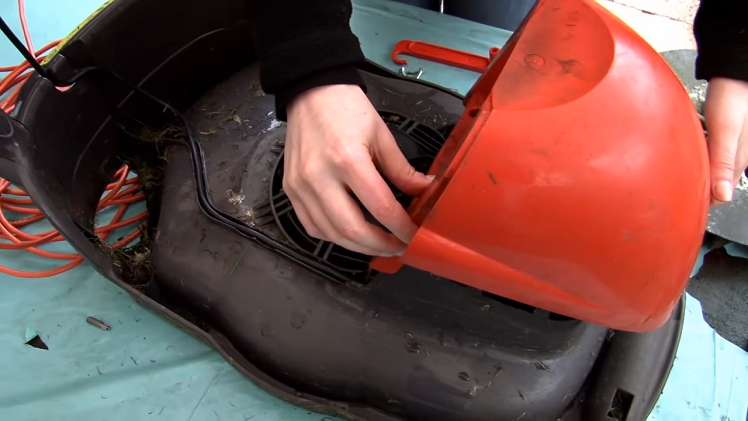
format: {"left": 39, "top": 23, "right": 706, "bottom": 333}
{"left": 391, "top": 40, "right": 500, "bottom": 73}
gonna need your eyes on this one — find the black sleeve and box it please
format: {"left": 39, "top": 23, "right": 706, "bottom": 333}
{"left": 245, "top": 0, "right": 366, "bottom": 120}
{"left": 693, "top": 0, "right": 748, "bottom": 82}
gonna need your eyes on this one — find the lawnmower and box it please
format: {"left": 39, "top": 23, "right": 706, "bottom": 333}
{"left": 0, "top": 0, "right": 707, "bottom": 419}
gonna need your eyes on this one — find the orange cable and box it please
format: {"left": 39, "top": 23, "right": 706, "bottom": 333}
{"left": 18, "top": 0, "right": 35, "bottom": 53}
{"left": 0, "top": 4, "right": 148, "bottom": 278}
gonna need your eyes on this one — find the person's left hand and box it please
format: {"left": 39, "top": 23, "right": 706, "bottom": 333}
{"left": 704, "top": 77, "right": 748, "bottom": 206}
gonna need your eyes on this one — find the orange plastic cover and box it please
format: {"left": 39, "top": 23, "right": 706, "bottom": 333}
{"left": 372, "top": 0, "right": 709, "bottom": 332}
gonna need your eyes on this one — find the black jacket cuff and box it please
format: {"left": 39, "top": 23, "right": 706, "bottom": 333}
{"left": 695, "top": 43, "right": 748, "bottom": 82}
{"left": 693, "top": 0, "right": 748, "bottom": 82}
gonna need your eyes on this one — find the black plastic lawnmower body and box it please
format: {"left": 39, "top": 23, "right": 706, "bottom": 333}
{"left": 0, "top": 0, "right": 683, "bottom": 420}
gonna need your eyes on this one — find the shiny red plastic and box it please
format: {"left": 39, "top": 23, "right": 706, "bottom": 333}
{"left": 391, "top": 40, "right": 500, "bottom": 73}
{"left": 372, "top": 0, "right": 709, "bottom": 332}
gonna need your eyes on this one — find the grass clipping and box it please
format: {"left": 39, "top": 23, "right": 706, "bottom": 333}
{"left": 96, "top": 125, "right": 173, "bottom": 291}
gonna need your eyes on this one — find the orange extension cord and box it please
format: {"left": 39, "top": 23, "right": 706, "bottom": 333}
{"left": 0, "top": 0, "right": 146, "bottom": 278}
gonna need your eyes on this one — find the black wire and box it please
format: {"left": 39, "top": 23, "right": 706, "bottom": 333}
{"left": 0, "top": 15, "right": 99, "bottom": 87}
{"left": 0, "top": 15, "right": 50, "bottom": 80}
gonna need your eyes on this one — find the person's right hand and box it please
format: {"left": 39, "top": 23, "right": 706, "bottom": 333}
{"left": 283, "top": 84, "right": 434, "bottom": 256}
{"left": 704, "top": 77, "right": 748, "bottom": 206}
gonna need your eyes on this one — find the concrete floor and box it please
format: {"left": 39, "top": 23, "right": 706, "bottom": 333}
{"left": 597, "top": 0, "right": 697, "bottom": 52}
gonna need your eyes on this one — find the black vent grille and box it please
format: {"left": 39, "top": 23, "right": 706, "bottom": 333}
{"left": 268, "top": 111, "right": 447, "bottom": 282}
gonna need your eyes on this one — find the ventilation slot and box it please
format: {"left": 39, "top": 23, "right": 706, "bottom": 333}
{"left": 607, "top": 389, "right": 634, "bottom": 420}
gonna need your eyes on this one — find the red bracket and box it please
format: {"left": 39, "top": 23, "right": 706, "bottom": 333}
{"left": 391, "top": 40, "right": 500, "bottom": 73}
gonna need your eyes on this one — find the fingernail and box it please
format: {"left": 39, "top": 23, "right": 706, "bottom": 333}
{"left": 380, "top": 249, "right": 405, "bottom": 257}
{"left": 715, "top": 180, "right": 734, "bottom": 202}
{"left": 425, "top": 174, "right": 435, "bottom": 181}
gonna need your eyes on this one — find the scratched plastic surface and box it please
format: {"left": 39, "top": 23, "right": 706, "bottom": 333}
{"left": 0, "top": 0, "right": 746, "bottom": 420}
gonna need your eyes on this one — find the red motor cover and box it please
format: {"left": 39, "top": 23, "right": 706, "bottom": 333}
{"left": 372, "top": 0, "right": 709, "bottom": 332}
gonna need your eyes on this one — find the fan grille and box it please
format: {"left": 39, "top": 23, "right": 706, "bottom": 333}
{"left": 268, "top": 111, "right": 447, "bottom": 282}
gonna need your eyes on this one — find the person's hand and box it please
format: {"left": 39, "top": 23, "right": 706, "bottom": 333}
{"left": 704, "top": 77, "right": 748, "bottom": 206}
{"left": 283, "top": 84, "right": 433, "bottom": 256}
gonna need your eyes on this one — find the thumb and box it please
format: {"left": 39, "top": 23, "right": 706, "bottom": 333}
{"left": 705, "top": 78, "right": 748, "bottom": 203}
{"left": 372, "top": 129, "right": 434, "bottom": 196}
{"left": 708, "top": 129, "right": 738, "bottom": 203}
